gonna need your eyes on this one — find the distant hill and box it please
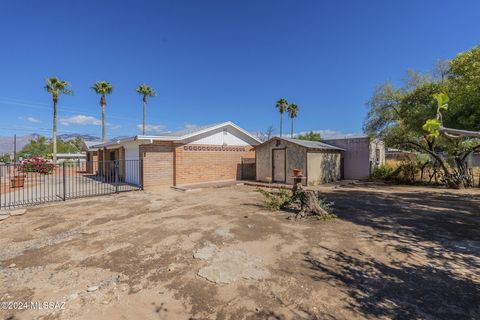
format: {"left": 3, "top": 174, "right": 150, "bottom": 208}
{"left": 0, "top": 133, "right": 102, "bottom": 155}
{"left": 58, "top": 133, "right": 100, "bottom": 141}
{"left": 0, "top": 134, "right": 41, "bottom": 155}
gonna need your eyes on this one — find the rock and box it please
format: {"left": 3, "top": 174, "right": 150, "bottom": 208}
{"left": 0, "top": 214, "right": 9, "bottom": 221}
{"left": 130, "top": 284, "right": 142, "bottom": 293}
{"left": 9, "top": 209, "right": 26, "bottom": 216}
{"left": 193, "top": 243, "right": 218, "bottom": 260}
{"left": 196, "top": 248, "right": 270, "bottom": 284}
{"left": 8, "top": 263, "right": 16, "bottom": 268}
{"left": 214, "top": 228, "right": 233, "bottom": 239}
{"left": 68, "top": 293, "right": 79, "bottom": 301}
{"left": 87, "top": 286, "right": 99, "bottom": 292}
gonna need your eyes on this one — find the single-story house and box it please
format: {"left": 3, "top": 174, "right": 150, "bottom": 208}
{"left": 56, "top": 153, "right": 86, "bottom": 163}
{"left": 255, "top": 137, "right": 344, "bottom": 185}
{"left": 322, "top": 136, "right": 385, "bottom": 179}
{"left": 82, "top": 141, "right": 101, "bottom": 173}
{"left": 89, "top": 122, "right": 259, "bottom": 190}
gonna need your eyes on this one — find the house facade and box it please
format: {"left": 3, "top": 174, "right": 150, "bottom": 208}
{"left": 89, "top": 122, "right": 259, "bottom": 190}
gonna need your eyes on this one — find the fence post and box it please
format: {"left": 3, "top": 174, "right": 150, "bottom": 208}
{"left": 115, "top": 161, "right": 119, "bottom": 193}
{"left": 62, "top": 162, "right": 66, "bottom": 201}
{"left": 140, "top": 160, "right": 144, "bottom": 190}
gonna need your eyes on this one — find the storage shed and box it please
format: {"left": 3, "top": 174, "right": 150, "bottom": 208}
{"left": 255, "top": 138, "right": 344, "bottom": 185}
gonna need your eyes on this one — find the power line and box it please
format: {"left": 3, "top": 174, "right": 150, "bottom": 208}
{"left": 0, "top": 97, "right": 142, "bottom": 122}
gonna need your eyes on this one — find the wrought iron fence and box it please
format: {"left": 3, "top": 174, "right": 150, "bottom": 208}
{"left": 0, "top": 160, "right": 142, "bottom": 210}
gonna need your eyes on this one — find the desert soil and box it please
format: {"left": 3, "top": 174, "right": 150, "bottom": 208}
{"left": 0, "top": 182, "right": 479, "bottom": 320}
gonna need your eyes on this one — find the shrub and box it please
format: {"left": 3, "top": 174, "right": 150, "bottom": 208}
{"left": 371, "top": 164, "right": 395, "bottom": 179}
{"left": 257, "top": 188, "right": 294, "bottom": 211}
{"left": 19, "top": 156, "right": 55, "bottom": 174}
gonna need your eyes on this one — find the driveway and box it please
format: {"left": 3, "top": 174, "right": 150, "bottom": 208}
{"left": 0, "top": 183, "right": 479, "bottom": 319}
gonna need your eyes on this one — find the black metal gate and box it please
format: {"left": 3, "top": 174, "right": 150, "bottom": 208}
{"left": 0, "top": 160, "right": 142, "bottom": 210}
{"left": 241, "top": 157, "right": 256, "bottom": 180}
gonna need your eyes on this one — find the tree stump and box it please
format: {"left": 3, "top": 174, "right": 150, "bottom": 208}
{"left": 292, "top": 183, "right": 329, "bottom": 219}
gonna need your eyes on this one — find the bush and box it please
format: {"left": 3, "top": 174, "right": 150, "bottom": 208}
{"left": 371, "top": 164, "right": 395, "bottom": 179}
{"left": 19, "top": 156, "right": 55, "bottom": 174}
{"left": 257, "top": 188, "right": 294, "bottom": 211}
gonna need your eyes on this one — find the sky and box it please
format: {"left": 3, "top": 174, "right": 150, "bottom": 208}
{"left": 0, "top": 0, "right": 479, "bottom": 140}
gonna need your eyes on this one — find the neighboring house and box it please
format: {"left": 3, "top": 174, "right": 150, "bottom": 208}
{"left": 255, "top": 137, "right": 344, "bottom": 185}
{"left": 322, "top": 136, "right": 385, "bottom": 180}
{"left": 56, "top": 153, "right": 86, "bottom": 163}
{"left": 90, "top": 122, "right": 259, "bottom": 190}
{"left": 385, "top": 148, "right": 415, "bottom": 161}
{"left": 82, "top": 140, "right": 101, "bottom": 173}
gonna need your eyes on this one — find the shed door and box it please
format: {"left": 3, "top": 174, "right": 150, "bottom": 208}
{"left": 272, "top": 149, "right": 286, "bottom": 183}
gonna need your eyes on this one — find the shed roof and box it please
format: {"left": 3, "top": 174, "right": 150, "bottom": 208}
{"left": 258, "top": 137, "right": 344, "bottom": 151}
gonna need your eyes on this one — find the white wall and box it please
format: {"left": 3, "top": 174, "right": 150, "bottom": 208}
{"left": 123, "top": 143, "right": 140, "bottom": 185}
{"left": 183, "top": 127, "right": 252, "bottom": 146}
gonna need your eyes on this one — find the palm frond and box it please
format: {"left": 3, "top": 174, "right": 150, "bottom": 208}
{"left": 91, "top": 81, "right": 114, "bottom": 95}
{"left": 135, "top": 84, "right": 156, "bottom": 97}
{"left": 287, "top": 103, "right": 299, "bottom": 118}
{"left": 275, "top": 98, "right": 289, "bottom": 113}
{"left": 45, "top": 77, "right": 73, "bottom": 97}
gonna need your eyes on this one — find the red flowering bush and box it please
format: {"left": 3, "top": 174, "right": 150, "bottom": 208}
{"left": 19, "top": 156, "right": 55, "bottom": 174}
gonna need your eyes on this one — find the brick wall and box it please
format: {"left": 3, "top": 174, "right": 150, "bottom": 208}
{"left": 174, "top": 144, "right": 255, "bottom": 185}
{"left": 140, "top": 141, "right": 174, "bottom": 188}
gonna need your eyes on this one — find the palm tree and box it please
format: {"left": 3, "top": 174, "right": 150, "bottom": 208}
{"left": 44, "top": 77, "right": 72, "bottom": 164}
{"left": 275, "top": 98, "right": 289, "bottom": 137}
{"left": 91, "top": 81, "right": 113, "bottom": 142}
{"left": 135, "top": 84, "right": 156, "bottom": 135}
{"left": 287, "top": 103, "right": 299, "bottom": 138}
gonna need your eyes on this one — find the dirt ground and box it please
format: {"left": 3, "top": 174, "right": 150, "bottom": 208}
{"left": 1, "top": 182, "right": 479, "bottom": 320}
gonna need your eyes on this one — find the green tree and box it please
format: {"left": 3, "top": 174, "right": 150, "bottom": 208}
{"left": 18, "top": 137, "right": 82, "bottom": 159}
{"left": 287, "top": 103, "right": 299, "bottom": 138}
{"left": 0, "top": 153, "right": 11, "bottom": 163}
{"left": 44, "top": 77, "right": 72, "bottom": 164}
{"left": 135, "top": 84, "right": 156, "bottom": 135}
{"left": 18, "top": 136, "right": 51, "bottom": 158}
{"left": 297, "top": 131, "right": 322, "bottom": 141}
{"left": 364, "top": 46, "right": 480, "bottom": 188}
{"left": 91, "top": 81, "right": 113, "bottom": 142}
{"left": 275, "top": 98, "right": 289, "bottom": 137}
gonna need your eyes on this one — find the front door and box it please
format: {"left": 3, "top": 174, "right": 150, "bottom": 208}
{"left": 272, "top": 149, "right": 286, "bottom": 183}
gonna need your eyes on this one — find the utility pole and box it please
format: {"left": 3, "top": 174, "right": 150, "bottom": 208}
{"left": 13, "top": 134, "right": 17, "bottom": 163}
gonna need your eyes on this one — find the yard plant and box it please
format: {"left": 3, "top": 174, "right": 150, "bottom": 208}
{"left": 365, "top": 46, "right": 480, "bottom": 188}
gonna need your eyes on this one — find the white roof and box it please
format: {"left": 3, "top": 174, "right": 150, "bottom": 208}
{"left": 93, "top": 121, "right": 261, "bottom": 148}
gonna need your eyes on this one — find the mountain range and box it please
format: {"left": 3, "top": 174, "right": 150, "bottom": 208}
{"left": 0, "top": 133, "right": 101, "bottom": 155}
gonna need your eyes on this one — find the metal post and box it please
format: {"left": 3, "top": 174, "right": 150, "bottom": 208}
{"left": 140, "top": 160, "right": 144, "bottom": 190}
{"left": 115, "top": 161, "right": 119, "bottom": 193}
{"left": 62, "top": 162, "right": 66, "bottom": 201}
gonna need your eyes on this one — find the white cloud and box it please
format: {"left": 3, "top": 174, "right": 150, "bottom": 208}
{"left": 18, "top": 116, "right": 41, "bottom": 123}
{"left": 183, "top": 123, "right": 198, "bottom": 129}
{"left": 60, "top": 115, "right": 101, "bottom": 126}
{"left": 137, "top": 124, "right": 167, "bottom": 134}
{"left": 59, "top": 115, "right": 119, "bottom": 129}
{"left": 27, "top": 116, "right": 41, "bottom": 123}
{"left": 296, "top": 129, "right": 364, "bottom": 140}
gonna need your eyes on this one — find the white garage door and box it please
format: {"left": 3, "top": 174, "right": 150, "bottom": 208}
{"left": 124, "top": 145, "right": 140, "bottom": 186}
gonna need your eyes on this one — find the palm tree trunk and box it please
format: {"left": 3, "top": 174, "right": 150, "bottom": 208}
{"left": 291, "top": 118, "right": 294, "bottom": 138}
{"left": 143, "top": 96, "right": 147, "bottom": 135}
{"left": 101, "top": 97, "right": 106, "bottom": 143}
{"left": 280, "top": 113, "right": 283, "bottom": 137}
{"left": 52, "top": 98, "right": 57, "bottom": 164}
